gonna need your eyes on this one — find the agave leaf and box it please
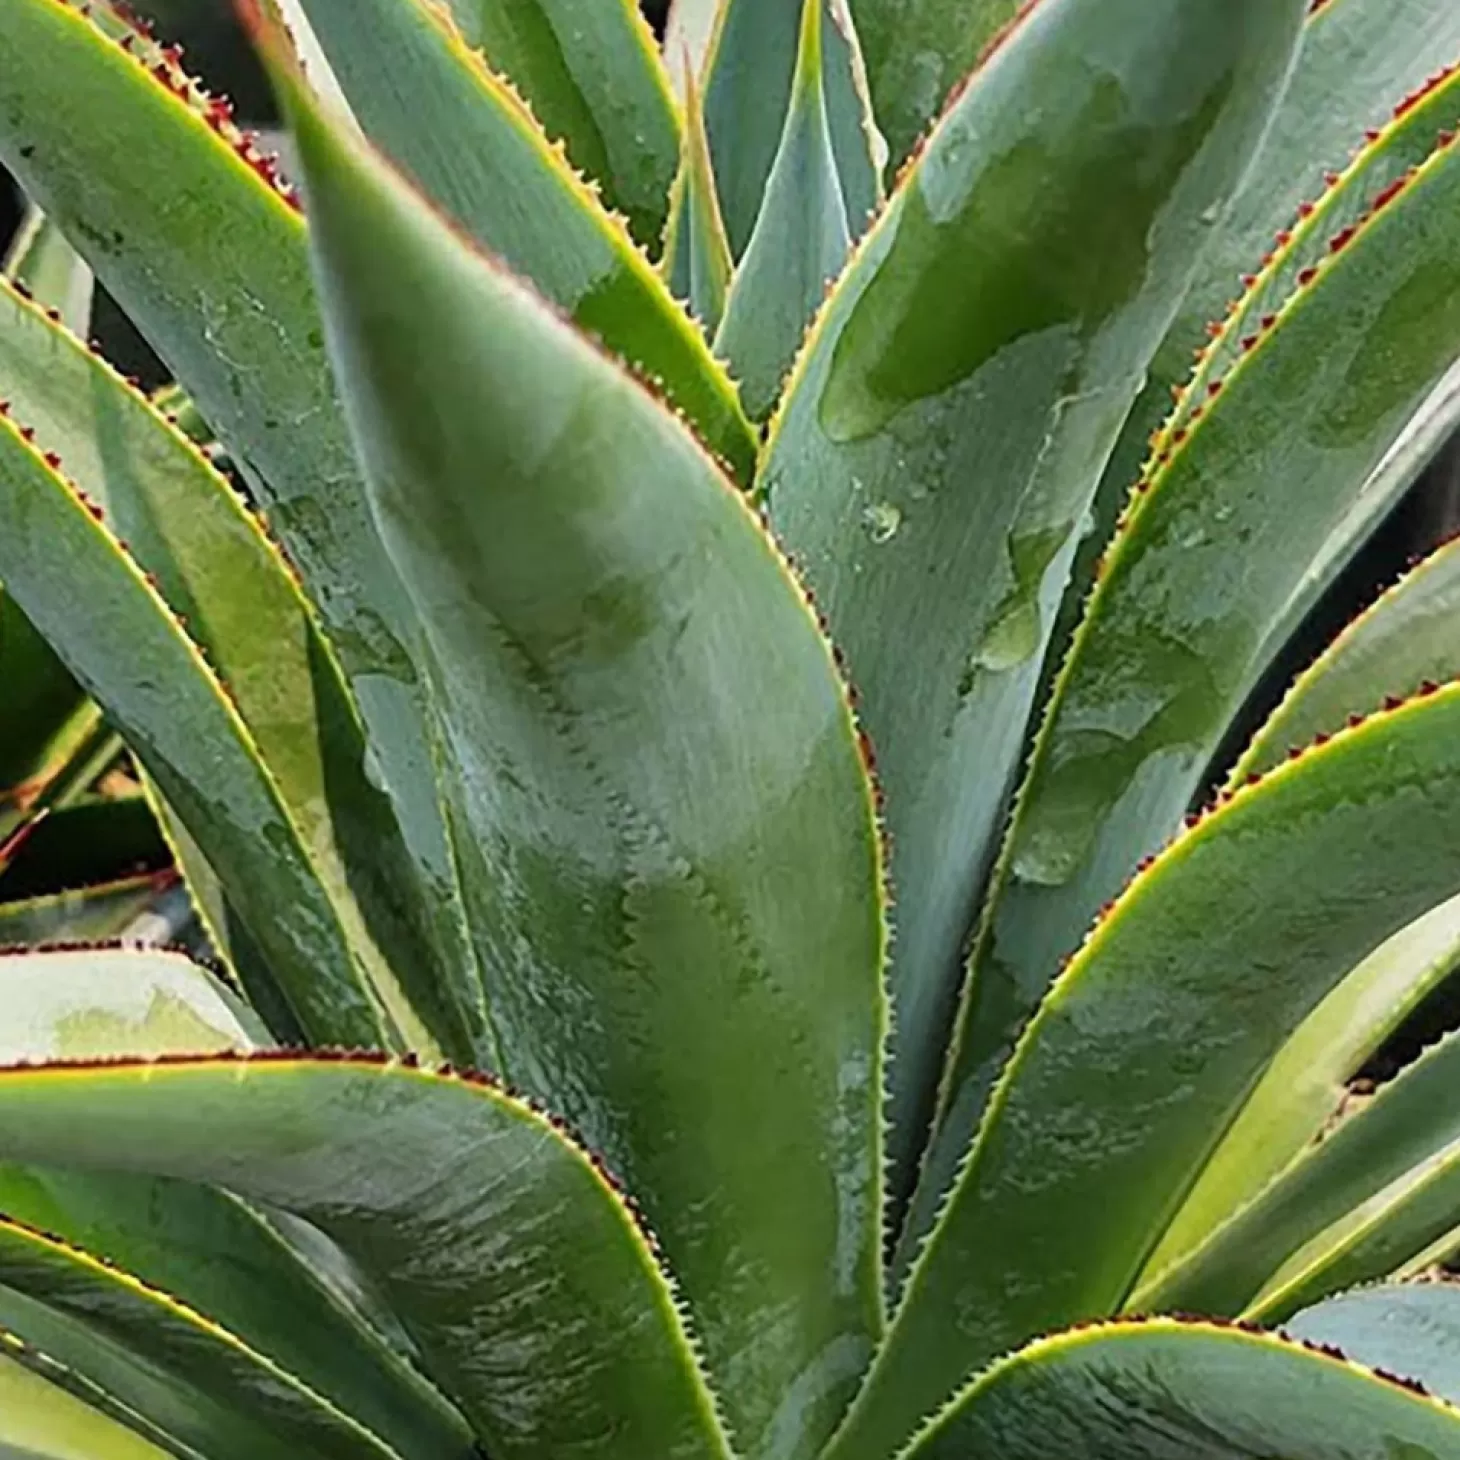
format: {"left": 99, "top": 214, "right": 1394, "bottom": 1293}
{"left": 714, "top": 0, "right": 850, "bottom": 420}
{"left": 0, "top": 1342, "right": 173, "bottom": 1460}
{"left": 258, "top": 35, "right": 887, "bottom": 1459}
{"left": 0, "top": 1219, "right": 414, "bottom": 1460}
{"left": 289, "top": 0, "right": 755, "bottom": 481}
{"left": 0, "top": 876, "right": 164, "bottom": 947}
{"left": 0, "top": 0, "right": 483, "bottom": 1027}
{"left": 937, "top": 76, "right": 1460, "bottom": 1207}
{"left": 661, "top": 62, "right": 732, "bottom": 334}
{"left": 663, "top": 0, "right": 717, "bottom": 102}
{"left": 1093, "top": 0, "right": 1460, "bottom": 563}
{"left": 1236, "top": 536, "right": 1460, "bottom": 778}
{"left": 3, "top": 206, "right": 92, "bottom": 332}
{"left": 830, "top": 682, "right": 1460, "bottom": 1458}
{"left": 0, "top": 413, "right": 386, "bottom": 1047}
{"left": 1141, "top": 892, "right": 1460, "bottom": 1285}
{"left": 1287, "top": 1284, "right": 1460, "bottom": 1402}
{"left": 1, "top": 795, "right": 167, "bottom": 907}
{"left": 1137, "top": 1015, "right": 1460, "bottom": 1322}
{"left": 845, "top": 0, "right": 1017, "bottom": 177}
{"left": 0, "top": 271, "right": 484, "bottom": 1062}
{"left": 0, "top": 946, "right": 473, "bottom": 1459}
{"left": 424, "top": 0, "right": 679, "bottom": 251}
{"left": 0, "top": 1055, "right": 736, "bottom": 1460}
{"left": 900, "top": 1318, "right": 1460, "bottom": 1460}
{"left": 764, "top": 0, "right": 1307, "bottom": 1200}
{"left": 0, "top": 947, "right": 251, "bottom": 1061}
{"left": 701, "top": 0, "right": 880, "bottom": 258}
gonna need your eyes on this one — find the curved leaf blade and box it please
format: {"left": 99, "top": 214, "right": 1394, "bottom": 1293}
{"left": 0, "top": 1341, "right": 173, "bottom": 1460}
{"left": 903, "top": 1319, "right": 1460, "bottom": 1460}
{"left": 833, "top": 683, "right": 1460, "bottom": 1459}
{"left": 0, "top": 1055, "right": 734, "bottom": 1460}
{"left": 0, "top": 411, "right": 384, "bottom": 1046}
{"left": 1141, "top": 891, "right": 1460, "bottom": 1284}
{"left": 290, "top": 0, "right": 756, "bottom": 481}
{"left": 764, "top": 0, "right": 1307, "bottom": 1196}
{"left": 714, "top": 0, "right": 850, "bottom": 420}
{"left": 1092, "top": 0, "right": 1460, "bottom": 574}
{"left": 942, "top": 78, "right": 1460, "bottom": 1191}
{"left": 1237, "top": 536, "right": 1460, "bottom": 778}
{"left": 0, "top": 876, "right": 165, "bottom": 948}
{"left": 430, "top": 0, "right": 680, "bottom": 250}
{"left": 0, "top": 1218, "right": 411, "bottom": 1460}
{"left": 1287, "top": 1285, "right": 1460, "bottom": 1406}
{"left": 0, "top": 0, "right": 480, "bottom": 1030}
{"left": 701, "top": 0, "right": 880, "bottom": 258}
{"left": 0, "top": 270, "right": 483, "bottom": 1062}
{"left": 661, "top": 64, "right": 732, "bottom": 333}
{"left": 265, "top": 39, "right": 887, "bottom": 1459}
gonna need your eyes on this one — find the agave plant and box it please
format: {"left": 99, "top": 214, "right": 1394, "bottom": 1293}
{"left": 9, "top": 0, "right": 1460, "bottom": 1454}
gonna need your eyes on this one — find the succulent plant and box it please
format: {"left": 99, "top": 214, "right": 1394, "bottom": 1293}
{"left": 6, "top": 0, "right": 1460, "bottom": 1455}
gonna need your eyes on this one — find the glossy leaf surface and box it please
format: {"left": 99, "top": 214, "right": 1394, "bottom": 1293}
{"left": 0, "top": 1343, "right": 173, "bottom": 1460}
{"left": 0, "top": 409, "right": 383, "bottom": 1046}
{"left": 1141, "top": 1018, "right": 1460, "bottom": 1321}
{"left": 0, "top": 0, "right": 480, "bottom": 1031}
{"left": 1237, "top": 536, "right": 1460, "bottom": 777}
{"left": 941, "top": 76, "right": 1460, "bottom": 1196}
{"left": 270, "top": 44, "right": 887, "bottom": 1458}
{"left": 293, "top": 0, "right": 755, "bottom": 481}
{"left": 431, "top": 0, "right": 680, "bottom": 250}
{"left": 765, "top": 0, "right": 1307, "bottom": 1193}
{"left": 701, "top": 0, "right": 879, "bottom": 258}
{"left": 1141, "top": 892, "right": 1460, "bottom": 1285}
{"left": 0, "top": 1220, "right": 410, "bottom": 1460}
{"left": 1287, "top": 1284, "right": 1460, "bottom": 1404}
{"left": 0, "top": 270, "right": 477, "bottom": 1060}
{"left": 1093, "top": 0, "right": 1460, "bottom": 560}
{"left": 662, "top": 64, "right": 732, "bottom": 333}
{"left": 832, "top": 683, "right": 1460, "bottom": 1459}
{"left": 0, "top": 1055, "right": 733, "bottom": 1460}
{"left": 904, "top": 1319, "right": 1460, "bottom": 1460}
{"left": 715, "top": 0, "right": 850, "bottom": 420}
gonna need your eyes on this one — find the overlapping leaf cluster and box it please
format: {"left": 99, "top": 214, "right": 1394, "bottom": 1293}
{"left": 4, "top": 0, "right": 1460, "bottom": 1456}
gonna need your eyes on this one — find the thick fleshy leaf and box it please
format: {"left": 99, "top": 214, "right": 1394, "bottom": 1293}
{"left": 0, "top": 946, "right": 473, "bottom": 1460}
{"left": 290, "top": 0, "right": 755, "bottom": 481}
{"left": 661, "top": 64, "right": 732, "bottom": 333}
{"left": 764, "top": 0, "right": 1307, "bottom": 1198}
{"left": 714, "top": 0, "right": 850, "bottom": 421}
{"left": 3, "top": 206, "right": 91, "bottom": 332}
{"left": 0, "top": 411, "right": 385, "bottom": 1046}
{"left": 1137, "top": 1018, "right": 1460, "bottom": 1322}
{"left": 0, "top": 1055, "right": 734, "bottom": 1460}
{"left": 0, "top": 876, "right": 164, "bottom": 947}
{"left": 0, "top": 947, "right": 251, "bottom": 1061}
{"left": 828, "top": 683, "right": 1460, "bottom": 1460}
{"left": 938, "top": 75, "right": 1460, "bottom": 1205}
{"left": 1092, "top": 0, "right": 1460, "bottom": 572}
{"left": 845, "top": 0, "right": 1016, "bottom": 176}
{"left": 901, "top": 1319, "right": 1460, "bottom": 1460}
{"left": 427, "top": 0, "right": 679, "bottom": 250}
{"left": 1287, "top": 1284, "right": 1460, "bottom": 1404}
{"left": 1140, "top": 892, "right": 1460, "bottom": 1286}
{"left": 0, "top": 0, "right": 480, "bottom": 1027}
{"left": 267, "top": 43, "right": 886, "bottom": 1460}
{"left": 0, "top": 1219, "right": 411, "bottom": 1460}
{"left": 0, "top": 271, "right": 480, "bottom": 1061}
{"left": 701, "top": 0, "right": 880, "bottom": 257}
{"left": 1237, "top": 536, "right": 1460, "bottom": 778}
{"left": 663, "top": 0, "right": 717, "bottom": 102}
{"left": 0, "top": 1340, "right": 173, "bottom": 1460}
